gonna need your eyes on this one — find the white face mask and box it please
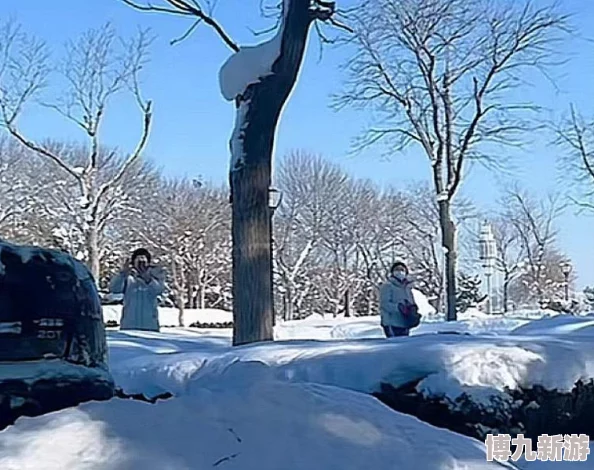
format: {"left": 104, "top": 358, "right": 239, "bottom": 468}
{"left": 394, "top": 271, "right": 406, "bottom": 280}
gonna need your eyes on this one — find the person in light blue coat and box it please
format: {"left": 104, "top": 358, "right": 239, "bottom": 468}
{"left": 379, "top": 261, "right": 420, "bottom": 337}
{"left": 110, "top": 248, "right": 165, "bottom": 332}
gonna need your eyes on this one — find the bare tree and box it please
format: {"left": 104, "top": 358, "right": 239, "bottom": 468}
{"left": 0, "top": 138, "right": 159, "bottom": 294}
{"left": 277, "top": 153, "right": 477, "bottom": 318}
{"left": 0, "top": 22, "right": 153, "bottom": 280}
{"left": 0, "top": 144, "right": 65, "bottom": 246}
{"left": 277, "top": 152, "right": 404, "bottom": 319}
{"left": 402, "top": 185, "right": 477, "bottom": 312}
{"left": 490, "top": 216, "right": 526, "bottom": 312}
{"left": 557, "top": 107, "right": 594, "bottom": 212}
{"left": 0, "top": 137, "right": 31, "bottom": 236}
{"left": 502, "top": 186, "right": 565, "bottom": 305}
{"left": 353, "top": 185, "right": 405, "bottom": 315}
{"left": 121, "top": 0, "right": 349, "bottom": 345}
{"left": 174, "top": 184, "right": 230, "bottom": 312}
{"left": 401, "top": 188, "right": 444, "bottom": 311}
{"left": 275, "top": 152, "right": 331, "bottom": 321}
{"left": 136, "top": 178, "right": 231, "bottom": 325}
{"left": 316, "top": 171, "right": 361, "bottom": 317}
{"left": 337, "top": 0, "right": 567, "bottom": 320}
{"left": 276, "top": 151, "right": 377, "bottom": 319}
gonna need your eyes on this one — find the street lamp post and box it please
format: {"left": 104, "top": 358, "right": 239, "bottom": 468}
{"left": 562, "top": 262, "right": 572, "bottom": 302}
{"left": 479, "top": 222, "right": 497, "bottom": 314}
{"left": 269, "top": 188, "right": 282, "bottom": 215}
{"left": 269, "top": 188, "right": 283, "bottom": 327}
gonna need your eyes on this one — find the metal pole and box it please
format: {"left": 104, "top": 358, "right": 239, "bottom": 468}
{"left": 486, "top": 273, "right": 492, "bottom": 314}
{"left": 491, "top": 268, "right": 500, "bottom": 313}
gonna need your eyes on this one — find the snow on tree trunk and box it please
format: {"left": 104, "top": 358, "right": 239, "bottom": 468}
{"left": 86, "top": 223, "right": 100, "bottom": 282}
{"left": 198, "top": 283, "right": 206, "bottom": 310}
{"left": 219, "top": 0, "right": 316, "bottom": 346}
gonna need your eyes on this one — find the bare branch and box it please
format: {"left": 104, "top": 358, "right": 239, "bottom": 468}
{"left": 5, "top": 127, "right": 80, "bottom": 180}
{"left": 338, "top": 0, "right": 568, "bottom": 201}
{"left": 499, "top": 184, "right": 566, "bottom": 304}
{"left": 171, "top": 20, "right": 202, "bottom": 45}
{"left": 122, "top": 0, "right": 194, "bottom": 16}
{"left": 93, "top": 100, "right": 153, "bottom": 213}
{"left": 327, "top": 16, "right": 354, "bottom": 34}
{"left": 556, "top": 105, "right": 594, "bottom": 211}
{"left": 121, "top": 0, "right": 239, "bottom": 52}
{"left": 0, "top": 20, "right": 50, "bottom": 124}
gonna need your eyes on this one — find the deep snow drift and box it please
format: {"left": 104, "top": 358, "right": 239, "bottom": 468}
{"left": 107, "top": 313, "right": 594, "bottom": 411}
{"left": 2, "top": 308, "right": 594, "bottom": 469}
{"left": 0, "top": 363, "right": 513, "bottom": 470}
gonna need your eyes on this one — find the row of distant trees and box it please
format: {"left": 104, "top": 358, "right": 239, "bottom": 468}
{"left": 0, "top": 134, "right": 583, "bottom": 322}
{"left": 0, "top": 0, "right": 593, "bottom": 333}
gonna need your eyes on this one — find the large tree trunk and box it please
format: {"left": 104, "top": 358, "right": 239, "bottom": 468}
{"left": 229, "top": 1, "right": 314, "bottom": 346}
{"left": 231, "top": 160, "right": 273, "bottom": 344}
{"left": 439, "top": 201, "right": 457, "bottom": 321}
{"left": 86, "top": 224, "right": 100, "bottom": 282}
{"left": 197, "top": 283, "right": 206, "bottom": 310}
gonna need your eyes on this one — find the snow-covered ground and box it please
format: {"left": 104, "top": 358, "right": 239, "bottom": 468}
{"left": 0, "top": 367, "right": 511, "bottom": 470}
{"left": 1, "top": 307, "right": 594, "bottom": 469}
{"left": 102, "top": 302, "right": 565, "bottom": 337}
{"left": 107, "top": 312, "right": 594, "bottom": 409}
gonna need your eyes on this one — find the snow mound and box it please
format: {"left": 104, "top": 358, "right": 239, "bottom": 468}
{"left": 108, "top": 326, "right": 594, "bottom": 411}
{"left": 416, "top": 344, "right": 544, "bottom": 404}
{"left": 0, "top": 360, "right": 112, "bottom": 384}
{"left": 516, "top": 457, "right": 594, "bottom": 469}
{"left": 0, "top": 373, "right": 507, "bottom": 470}
{"left": 275, "top": 311, "right": 528, "bottom": 341}
{"left": 510, "top": 314, "right": 594, "bottom": 337}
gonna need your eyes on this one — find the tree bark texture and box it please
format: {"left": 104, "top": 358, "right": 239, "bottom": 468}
{"left": 439, "top": 200, "right": 457, "bottom": 321}
{"left": 86, "top": 224, "right": 100, "bottom": 282}
{"left": 230, "top": 0, "right": 314, "bottom": 346}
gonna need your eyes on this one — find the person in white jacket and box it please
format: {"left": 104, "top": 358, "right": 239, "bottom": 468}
{"left": 110, "top": 248, "right": 165, "bottom": 332}
{"left": 379, "top": 261, "right": 420, "bottom": 337}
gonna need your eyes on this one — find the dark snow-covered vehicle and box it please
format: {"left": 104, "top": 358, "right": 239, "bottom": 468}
{"left": 0, "top": 240, "right": 114, "bottom": 429}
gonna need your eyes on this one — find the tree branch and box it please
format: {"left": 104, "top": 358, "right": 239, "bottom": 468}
{"left": 92, "top": 100, "right": 153, "bottom": 216}
{"left": 121, "top": 0, "right": 239, "bottom": 52}
{"left": 5, "top": 126, "right": 80, "bottom": 180}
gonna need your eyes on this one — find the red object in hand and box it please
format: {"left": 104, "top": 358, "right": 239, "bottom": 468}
{"left": 399, "top": 301, "right": 417, "bottom": 317}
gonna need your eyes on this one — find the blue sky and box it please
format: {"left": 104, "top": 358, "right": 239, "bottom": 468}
{"left": 2, "top": 0, "right": 594, "bottom": 287}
